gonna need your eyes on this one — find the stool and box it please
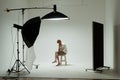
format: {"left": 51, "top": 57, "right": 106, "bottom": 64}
{"left": 60, "top": 55, "right": 67, "bottom": 65}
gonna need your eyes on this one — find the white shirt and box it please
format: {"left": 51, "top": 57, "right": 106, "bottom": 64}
{"left": 59, "top": 44, "right": 67, "bottom": 53}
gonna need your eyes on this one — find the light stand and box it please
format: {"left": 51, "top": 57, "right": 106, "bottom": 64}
{"left": 6, "top": 7, "right": 52, "bottom": 63}
{"left": 22, "top": 9, "right": 25, "bottom": 63}
{"left": 6, "top": 5, "right": 69, "bottom": 75}
{"left": 6, "top": 7, "right": 51, "bottom": 75}
{"left": 8, "top": 25, "right": 30, "bottom": 75}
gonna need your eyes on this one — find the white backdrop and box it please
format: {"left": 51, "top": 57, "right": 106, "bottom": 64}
{"left": 0, "top": 0, "right": 116, "bottom": 72}
{"left": 27, "top": 0, "right": 105, "bottom": 69}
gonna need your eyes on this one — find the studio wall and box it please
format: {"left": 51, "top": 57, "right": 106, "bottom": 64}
{"left": 0, "top": 0, "right": 119, "bottom": 73}
{"left": 105, "top": 0, "right": 120, "bottom": 73}
{"left": 27, "top": 0, "right": 105, "bottom": 69}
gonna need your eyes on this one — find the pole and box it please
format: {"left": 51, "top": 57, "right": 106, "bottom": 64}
{"left": 17, "top": 28, "right": 20, "bottom": 72}
{"left": 5, "top": 7, "right": 53, "bottom": 12}
{"left": 22, "top": 9, "right": 25, "bottom": 63}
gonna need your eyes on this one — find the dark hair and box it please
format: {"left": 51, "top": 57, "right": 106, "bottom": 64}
{"left": 57, "top": 39, "right": 61, "bottom": 43}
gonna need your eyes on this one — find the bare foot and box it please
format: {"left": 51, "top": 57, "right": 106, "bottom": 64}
{"left": 52, "top": 61, "right": 57, "bottom": 63}
{"left": 56, "top": 63, "right": 61, "bottom": 66}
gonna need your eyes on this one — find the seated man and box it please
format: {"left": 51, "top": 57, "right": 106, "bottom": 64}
{"left": 52, "top": 39, "right": 67, "bottom": 66}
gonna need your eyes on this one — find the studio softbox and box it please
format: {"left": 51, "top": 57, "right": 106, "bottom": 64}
{"left": 21, "top": 17, "right": 41, "bottom": 48}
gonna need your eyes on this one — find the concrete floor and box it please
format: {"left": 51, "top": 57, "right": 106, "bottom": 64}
{"left": 0, "top": 63, "right": 120, "bottom": 80}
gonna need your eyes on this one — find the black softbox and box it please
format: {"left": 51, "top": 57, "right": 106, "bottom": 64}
{"left": 21, "top": 17, "right": 41, "bottom": 48}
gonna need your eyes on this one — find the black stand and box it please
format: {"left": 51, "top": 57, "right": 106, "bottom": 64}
{"left": 22, "top": 9, "right": 25, "bottom": 63}
{"left": 7, "top": 28, "right": 30, "bottom": 75}
{"left": 85, "top": 66, "right": 110, "bottom": 73}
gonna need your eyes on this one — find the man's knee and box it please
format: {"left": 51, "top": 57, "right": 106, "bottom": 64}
{"left": 55, "top": 52, "right": 58, "bottom": 55}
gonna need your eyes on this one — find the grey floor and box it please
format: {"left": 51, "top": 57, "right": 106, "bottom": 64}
{"left": 0, "top": 63, "right": 120, "bottom": 80}
{"left": 1, "top": 77, "right": 120, "bottom": 80}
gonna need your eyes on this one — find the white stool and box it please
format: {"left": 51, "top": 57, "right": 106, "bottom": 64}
{"left": 60, "top": 55, "right": 67, "bottom": 65}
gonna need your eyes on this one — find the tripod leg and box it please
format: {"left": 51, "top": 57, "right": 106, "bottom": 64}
{"left": 19, "top": 60, "right": 30, "bottom": 73}
{"left": 7, "top": 60, "right": 18, "bottom": 75}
